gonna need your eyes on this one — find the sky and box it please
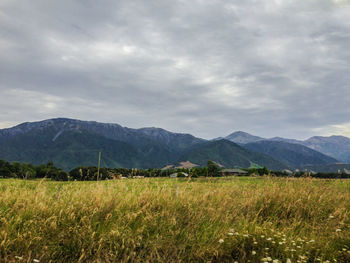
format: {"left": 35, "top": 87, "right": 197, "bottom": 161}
{"left": 1, "top": 0, "right": 350, "bottom": 140}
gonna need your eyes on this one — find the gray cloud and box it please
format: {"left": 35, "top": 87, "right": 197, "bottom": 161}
{"left": 1, "top": 0, "right": 350, "bottom": 139}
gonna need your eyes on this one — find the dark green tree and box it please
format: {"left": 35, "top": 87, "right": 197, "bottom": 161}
{"left": 207, "top": 160, "right": 221, "bottom": 177}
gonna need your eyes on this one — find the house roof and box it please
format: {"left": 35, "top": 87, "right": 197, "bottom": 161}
{"left": 169, "top": 172, "right": 189, "bottom": 177}
{"left": 221, "top": 168, "right": 247, "bottom": 174}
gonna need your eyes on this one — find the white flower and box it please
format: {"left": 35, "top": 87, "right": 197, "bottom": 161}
{"left": 15, "top": 256, "right": 23, "bottom": 260}
{"left": 273, "top": 260, "right": 279, "bottom": 263}
{"left": 309, "top": 240, "right": 315, "bottom": 243}
{"left": 33, "top": 260, "right": 40, "bottom": 263}
{"left": 252, "top": 250, "right": 257, "bottom": 255}
{"left": 329, "top": 215, "right": 335, "bottom": 219}
{"left": 336, "top": 229, "right": 342, "bottom": 232}
{"left": 227, "top": 232, "right": 234, "bottom": 236}
{"left": 286, "top": 259, "right": 292, "bottom": 263}
{"left": 218, "top": 239, "right": 224, "bottom": 244}
{"left": 254, "top": 241, "right": 258, "bottom": 245}
{"left": 267, "top": 257, "right": 272, "bottom": 261}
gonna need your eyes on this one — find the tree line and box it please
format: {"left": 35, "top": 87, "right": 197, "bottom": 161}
{"left": 0, "top": 159, "right": 349, "bottom": 180}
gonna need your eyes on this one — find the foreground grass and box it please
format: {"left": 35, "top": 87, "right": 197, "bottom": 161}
{"left": 0, "top": 177, "right": 349, "bottom": 262}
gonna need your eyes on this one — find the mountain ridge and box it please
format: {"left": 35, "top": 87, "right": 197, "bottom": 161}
{"left": 0, "top": 119, "right": 347, "bottom": 171}
{"left": 224, "top": 131, "right": 350, "bottom": 163}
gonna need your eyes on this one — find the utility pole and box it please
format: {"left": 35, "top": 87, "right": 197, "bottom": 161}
{"left": 97, "top": 151, "right": 101, "bottom": 181}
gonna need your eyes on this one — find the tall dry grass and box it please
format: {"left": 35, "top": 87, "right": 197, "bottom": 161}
{"left": 0, "top": 177, "right": 349, "bottom": 262}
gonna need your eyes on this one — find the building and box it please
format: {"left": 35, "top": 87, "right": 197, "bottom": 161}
{"left": 169, "top": 172, "right": 189, "bottom": 178}
{"left": 221, "top": 168, "right": 248, "bottom": 176}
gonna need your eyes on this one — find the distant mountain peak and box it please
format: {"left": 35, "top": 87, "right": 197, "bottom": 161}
{"left": 225, "top": 131, "right": 263, "bottom": 144}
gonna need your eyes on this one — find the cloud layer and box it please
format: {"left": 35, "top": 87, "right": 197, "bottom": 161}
{"left": 1, "top": 0, "right": 350, "bottom": 139}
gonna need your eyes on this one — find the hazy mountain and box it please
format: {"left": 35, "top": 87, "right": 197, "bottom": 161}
{"left": 225, "top": 131, "right": 263, "bottom": 144}
{"left": 267, "top": 135, "right": 350, "bottom": 163}
{"left": 179, "top": 139, "right": 287, "bottom": 170}
{"left": 301, "top": 136, "right": 350, "bottom": 163}
{"left": 268, "top": 137, "right": 302, "bottom": 144}
{"left": 244, "top": 140, "right": 338, "bottom": 168}
{"left": 224, "top": 130, "right": 350, "bottom": 163}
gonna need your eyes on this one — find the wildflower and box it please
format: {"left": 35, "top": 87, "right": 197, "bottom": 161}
{"left": 218, "top": 239, "right": 224, "bottom": 244}
{"left": 254, "top": 241, "right": 258, "bottom": 245}
{"left": 252, "top": 250, "right": 256, "bottom": 255}
{"left": 297, "top": 246, "right": 301, "bottom": 249}
{"left": 279, "top": 242, "right": 283, "bottom": 245}
{"left": 267, "top": 237, "right": 272, "bottom": 241}
{"left": 265, "top": 247, "right": 270, "bottom": 250}
{"left": 273, "top": 260, "right": 279, "bottom": 263}
{"left": 336, "top": 229, "right": 341, "bottom": 232}
{"left": 261, "top": 235, "right": 265, "bottom": 238}
{"left": 329, "top": 215, "right": 335, "bottom": 219}
{"left": 33, "top": 260, "right": 40, "bottom": 263}
{"left": 266, "top": 257, "right": 272, "bottom": 261}
{"left": 243, "top": 234, "right": 249, "bottom": 237}
{"left": 286, "top": 259, "right": 292, "bottom": 263}
{"left": 227, "top": 232, "right": 234, "bottom": 236}
{"left": 309, "top": 240, "right": 315, "bottom": 243}
{"left": 15, "top": 256, "right": 23, "bottom": 260}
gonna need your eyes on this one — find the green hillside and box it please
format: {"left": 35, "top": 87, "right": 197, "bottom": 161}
{"left": 179, "top": 139, "right": 287, "bottom": 170}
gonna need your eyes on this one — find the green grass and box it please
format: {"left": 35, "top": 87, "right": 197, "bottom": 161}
{"left": 0, "top": 177, "right": 349, "bottom": 262}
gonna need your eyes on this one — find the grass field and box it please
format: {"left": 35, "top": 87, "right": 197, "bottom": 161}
{"left": 0, "top": 177, "right": 349, "bottom": 262}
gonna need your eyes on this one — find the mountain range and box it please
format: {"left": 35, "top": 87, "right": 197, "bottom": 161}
{"left": 0, "top": 118, "right": 348, "bottom": 172}
{"left": 225, "top": 131, "right": 350, "bottom": 163}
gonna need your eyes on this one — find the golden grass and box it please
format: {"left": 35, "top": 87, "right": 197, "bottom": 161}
{"left": 0, "top": 177, "right": 349, "bottom": 262}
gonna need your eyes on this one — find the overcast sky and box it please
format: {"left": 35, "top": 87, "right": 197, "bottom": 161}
{"left": 1, "top": 0, "right": 350, "bottom": 139}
